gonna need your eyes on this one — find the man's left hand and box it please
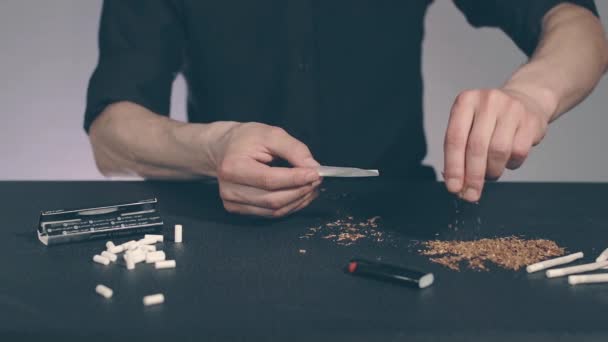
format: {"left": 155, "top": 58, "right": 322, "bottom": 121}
{"left": 443, "top": 88, "right": 553, "bottom": 202}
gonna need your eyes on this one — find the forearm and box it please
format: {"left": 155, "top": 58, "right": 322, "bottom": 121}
{"left": 89, "top": 101, "right": 238, "bottom": 179}
{"left": 503, "top": 3, "right": 608, "bottom": 123}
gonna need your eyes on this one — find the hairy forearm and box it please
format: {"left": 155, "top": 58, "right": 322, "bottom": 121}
{"left": 503, "top": 3, "right": 608, "bottom": 122}
{"left": 89, "top": 101, "right": 238, "bottom": 179}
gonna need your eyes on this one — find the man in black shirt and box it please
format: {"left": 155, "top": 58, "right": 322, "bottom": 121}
{"left": 86, "top": 1, "right": 607, "bottom": 217}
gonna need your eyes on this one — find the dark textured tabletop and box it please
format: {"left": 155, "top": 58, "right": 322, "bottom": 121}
{"left": 1, "top": 180, "right": 608, "bottom": 341}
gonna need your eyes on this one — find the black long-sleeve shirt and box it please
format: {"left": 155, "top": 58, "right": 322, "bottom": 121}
{"left": 85, "top": 0, "right": 598, "bottom": 179}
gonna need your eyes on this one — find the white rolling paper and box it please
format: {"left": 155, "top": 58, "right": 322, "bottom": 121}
{"left": 317, "top": 166, "right": 379, "bottom": 177}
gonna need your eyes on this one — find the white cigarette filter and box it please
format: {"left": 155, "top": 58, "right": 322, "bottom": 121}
{"left": 145, "top": 234, "right": 164, "bottom": 243}
{"left": 137, "top": 237, "right": 157, "bottom": 246}
{"left": 108, "top": 244, "right": 125, "bottom": 254}
{"left": 139, "top": 245, "right": 156, "bottom": 252}
{"left": 93, "top": 254, "right": 110, "bottom": 266}
{"left": 143, "top": 293, "right": 164, "bottom": 306}
{"left": 124, "top": 240, "right": 139, "bottom": 251}
{"left": 126, "top": 250, "right": 146, "bottom": 264}
{"left": 105, "top": 241, "right": 115, "bottom": 250}
{"left": 568, "top": 273, "right": 608, "bottom": 285}
{"left": 122, "top": 240, "right": 138, "bottom": 250}
{"left": 126, "top": 248, "right": 144, "bottom": 256}
{"left": 155, "top": 260, "right": 176, "bottom": 269}
{"left": 546, "top": 260, "right": 608, "bottom": 278}
{"left": 595, "top": 248, "right": 608, "bottom": 262}
{"left": 120, "top": 240, "right": 132, "bottom": 248}
{"left": 95, "top": 284, "right": 113, "bottom": 299}
{"left": 101, "top": 251, "right": 118, "bottom": 262}
{"left": 526, "top": 252, "right": 584, "bottom": 273}
{"left": 146, "top": 251, "right": 166, "bottom": 263}
{"left": 174, "top": 224, "right": 183, "bottom": 243}
{"left": 131, "top": 253, "right": 147, "bottom": 264}
{"left": 125, "top": 255, "right": 135, "bottom": 270}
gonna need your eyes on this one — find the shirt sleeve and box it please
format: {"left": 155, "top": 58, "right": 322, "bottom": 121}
{"left": 84, "top": 0, "right": 185, "bottom": 132}
{"left": 453, "top": 0, "right": 599, "bottom": 57}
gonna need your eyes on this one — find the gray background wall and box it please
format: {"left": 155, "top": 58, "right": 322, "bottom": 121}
{"left": 0, "top": 0, "right": 606, "bottom": 180}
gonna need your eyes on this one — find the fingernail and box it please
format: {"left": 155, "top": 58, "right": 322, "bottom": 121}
{"left": 446, "top": 178, "right": 461, "bottom": 192}
{"left": 463, "top": 188, "right": 478, "bottom": 201}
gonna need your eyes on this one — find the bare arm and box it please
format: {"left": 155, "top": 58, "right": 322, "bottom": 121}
{"left": 504, "top": 3, "right": 608, "bottom": 122}
{"left": 444, "top": 3, "right": 608, "bottom": 202}
{"left": 89, "top": 101, "right": 235, "bottom": 179}
{"left": 89, "top": 102, "right": 322, "bottom": 217}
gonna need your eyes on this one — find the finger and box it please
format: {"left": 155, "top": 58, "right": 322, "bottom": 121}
{"left": 219, "top": 157, "right": 320, "bottom": 190}
{"left": 462, "top": 104, "right": 498, "bottom": 202}
{"left": 223, "top": 190, "right": 316, "bottom": 218}
{"left": 486, "top": 113, "right": 519, "bottom": 180}
{"left": 506, "top": 122, "right": 534, "bottom": 170}
{"left": 219, "top": 180, "right": 321, "bottom": 209}
{"left": 289, "top": 189, "right": 320, "bottom": 214}
{"left": 266, "top": 127, "right": 320, "bottom": 168}
{"left": 275, "top": 187, "right": 319, "bottom": 216}
{"left": 444, "top": 91, "right": 477, "bottom": 194}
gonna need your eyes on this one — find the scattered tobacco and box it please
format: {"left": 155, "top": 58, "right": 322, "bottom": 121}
{"left": 300, "top": 216, "right": 387, "bottom": 246}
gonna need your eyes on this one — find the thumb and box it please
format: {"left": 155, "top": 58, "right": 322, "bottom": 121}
{"left": 266, "top": 128, "right": 320, "bottom": 168}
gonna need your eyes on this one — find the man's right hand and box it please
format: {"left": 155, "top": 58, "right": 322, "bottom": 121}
{"left": 213, "top": 123, "right": 322, "bottom": 218}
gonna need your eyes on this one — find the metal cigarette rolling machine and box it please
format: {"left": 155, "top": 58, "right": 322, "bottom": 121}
{"left": 36, "top": 198, "right": 163, "bottom": 246}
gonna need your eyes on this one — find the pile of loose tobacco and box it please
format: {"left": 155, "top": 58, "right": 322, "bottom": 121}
{"left": 418, "top": 236, "right": 565, "bottom": 271}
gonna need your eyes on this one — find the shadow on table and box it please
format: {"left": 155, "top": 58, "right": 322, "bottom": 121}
{"left": 154, "top": 179, "right": 471, "bottom": 241}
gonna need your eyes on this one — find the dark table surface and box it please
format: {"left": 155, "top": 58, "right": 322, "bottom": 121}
{"left": 1, "top": 180, "right": 608, "bottom": 341}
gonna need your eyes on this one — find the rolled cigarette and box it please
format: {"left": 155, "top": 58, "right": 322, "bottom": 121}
{"left": 595, "top": 248, "right": 608, "bottom": 262}
{"left": 546, "top": 260, "right": 608, "bottom": 278}
{"left": 317, "top": 166, "right": 379, "bottom": 177}
{"left": 568, "top": 273, "right": 608, "bottom": 285}
{"left": 526, "top": 252, "right": 584, "bottom": 273}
